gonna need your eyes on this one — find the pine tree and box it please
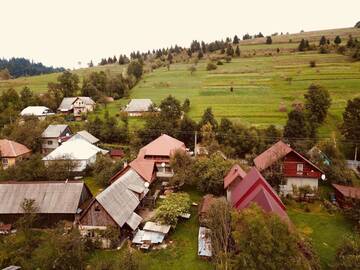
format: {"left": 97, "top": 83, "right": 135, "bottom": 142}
{"left": 235, "top": 45, "right": 241, "bottom": 57}
{"left": 266, "top": 36, "right": 272, "bottom": 44}
{"left": 197, "top": 50, "right": 204, "bottom": 59}
{"left": 233, "top": 35, "right": 240, "bottom": 44}
{"left": 334, "top": 36, "right": 342, "bottom": 45}
{"left": 226, "top": 45, "right": 234, "bottom": 56}
{"left": 319, "top": 36, "right": 327, "bottom": 46}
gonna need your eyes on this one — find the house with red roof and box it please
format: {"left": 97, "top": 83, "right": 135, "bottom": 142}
{"left": 332, "top": 184, "right": 360, "bottom": 207}
{"left": 254, "top": 141, "right": 324, "bottom": 196}
{"left": 0, "top": 139, "right": 32, "bottom": 169}
{"left": 225, "top": 166, "right": 289, "bottom": 221}
{"left": 224, "top": 164, "right": 247, "bottom": 202}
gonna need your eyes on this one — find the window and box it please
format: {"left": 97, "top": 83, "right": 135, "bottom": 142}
{"left": 95, "top": 206, "right": 101, "bottom": 212}
{"left": 47, "top": 140, "right": 53, "bottom": 145}
{"left": 297, "top": 163, "right": 304, "bottom": 175}
{"left": 2, "top": 158, "right": 8, "bottom": 165}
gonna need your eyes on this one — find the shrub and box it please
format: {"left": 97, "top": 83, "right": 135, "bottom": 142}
{"left": 206, "top": 62, "right": 217, "bottom": 71}
{"left": 309, "top": 60, "right": 316, "bottom": 68}
{"left": 216, "top": 60, "right": 223, "bottom": 65}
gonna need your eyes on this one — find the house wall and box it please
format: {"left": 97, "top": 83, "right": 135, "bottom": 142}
{"left": 283, "top": 152, "right": 322, "bottom": 178}
{"left": 80, "top": 200, "right": 118, "bottom": 227}
{"left": 281, "top": 177, "right": 318, "bottom": 196}
{"left": 1, "top": 152, "right": 31, "bottom": 169}
{"left": 0, "top": 213, "right": 75, "bottom": 226}
{"left": 42, "top": 138, "right": 60, "bottom": 153}
{"left": 226, "top": 177, "right": 242, "bottom": 203}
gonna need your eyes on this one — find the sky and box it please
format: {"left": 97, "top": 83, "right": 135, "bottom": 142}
{"left": 1, "top": 0, "right": 359, "bottom": 69}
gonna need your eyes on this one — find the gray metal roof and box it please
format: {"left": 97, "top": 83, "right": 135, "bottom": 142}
{"left": 124, "top": 99, "right": 153, "bottom": 112}
{"left": 126, "top": 212, "right": 142, "bottom": 230}
{"left": 143, "top": 221, "right": 171, "bottom": 234}
{"left": 198, "top": 227, "right": 212, "bottom": 257}
{"left": 58, "top": 97, "right": 95, "bottom": 111}
{"left": 0, "top": 181, "right": 87, "bottom": 214}
{"left": 96, "top": 180, "right": 141, "bottom": 227}
{"left": 115, "top": 169, "right": 148, "bottom": 195}
{"left": 41, "top": 124, "right": 70, "bottom": 138}
{"left": 75, "top": 130, "right": 99, "bottom": 144}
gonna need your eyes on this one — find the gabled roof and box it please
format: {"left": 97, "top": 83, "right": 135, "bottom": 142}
{"left": 138, "top": 134, "right": 186, "bottom": 159}
{"left": 230, "top": 167, "right": 288, "bottom": 220}
{"left": 129, "top": 158, "right": 156, "bottom": 183}
{"left": 254, "top": 140, "right": 323, "bottom": 173}
{"left": 124, "top": 99, "right": 153, "bottom": 112}
{"left": 0, "top": 139, "right": 31, "bottom": 157}
{"left": 20, "top": 106, "right": 54, "bottom": 117}
{"left": 58, "top": 97, "right": 95, "bottom": 111}
{"left": 224, "top": 164, "right": 247, "bottom": 189}
{"left": 43, "top": 138, "right": 108, "bottom": 161}
{"left": 0, "top": 181, "right": 89, "bottom": 214}
{"left": 96, "top": 178, "right": 142, "bottom": 229}
{"left": 254, "top": 141, "right": 292, "bottom": 171}
{"left": 41, "top": 124, "right": 70, "bottom": 138}
{"left": 332, "top": 184, "right": 360, "bottom": 199}
{"left": 68, "top": 130, "right": 99, "bottom": 144}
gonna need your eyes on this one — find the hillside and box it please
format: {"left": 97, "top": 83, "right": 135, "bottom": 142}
{"left": 1, "top": 27, "right": 360, "bottom": 136}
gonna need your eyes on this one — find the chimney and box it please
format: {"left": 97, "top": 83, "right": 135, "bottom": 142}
{"left": 123, "top": 160, "right": 128, "bottom": 168}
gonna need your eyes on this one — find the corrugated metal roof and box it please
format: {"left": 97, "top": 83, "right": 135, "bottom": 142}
{"left": 126, "top": 212, "right": 142, "bottom": 230}
{"left": 124, "top": 99, "right": 153, "bottom": 112}
{"left": 224, "top": 164, "right": 247, "bottom": 189}
{"left": 0, "top": 181, "right": 86, "bottom": 214}
{"left": 143, "top": 222, "right": 171, "bottom": 234}
{"left": 198, "top": 227, "right": 212, "bottom": 257}
{"left": 96, "top": 180, "right": 141, "bottom": 227}
{"left": 116, "top": 168, "right": 148, "bottom": 194}
{"left": 0, "top": 139, "right": 31, "bottom": 157}
{"left": 76, "top": 130, "right": 99, "bottom": 144}
{"left": 58, "top": 97, "right": 95, "bottom": 111}
{"left": 41, "top": 124, "right": 70, "bottom": 138}
{"left": 20, "top": 106, "right": 54, "bottom": 117}
{"left": 43, "top": 138, "right": 108, "bottom": 161}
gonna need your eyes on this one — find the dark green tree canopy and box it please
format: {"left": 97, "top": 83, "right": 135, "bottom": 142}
{"left": 199, "top": 107, "right": 218, "bottom": 130}
{"left": 304, "top": 84, "right": 331, "bottom": 124}
{"left": 233, "top": 35, "right": 240, "bottom": 44}
{"left": 342, "top": 97, "right": 360, "bottom": 141}
{"left": 284, "top": 110, "right": 310, "bottom": 141}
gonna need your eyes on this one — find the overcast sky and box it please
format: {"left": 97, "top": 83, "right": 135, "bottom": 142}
{"left": 1, "top": 0, "right": 359, "bottom": 69}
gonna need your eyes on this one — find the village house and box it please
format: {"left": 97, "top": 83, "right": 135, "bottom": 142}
{"left": 224, "top": 166, "right": 289, "bottom": 221}
{"left": 42, "top": 138, "right": 108, "bottom": 172}
{"left": 69, "top": 130, "right": 100, "bottom": 145}
{"left": 79, "top": 167, "right": 148, "bottom": 235}
{"left": 0, "top": 139, "right": 32, "bottom": 169}
{"left": 332, "top": 184, "right": 360, "bottom": 207}
{"left": 224, "top": 164, "right": 247, "bottom": 202}
{"left": 124, "top": 99, "right": 154, "bottom": 116}
{"left": 57, "top": 96, "right": 95, "bottom": 120}
{"left": 254, "top": 141, "right": 324, "bottom": 196}
{"left": 20, "top": 106, "right": 54, "bottom": 119}
{"left": 0, "top": 181, "right": 92, "bottom": 226}
{"left": 41, "top": 124, "right": 72, "bottom": 154}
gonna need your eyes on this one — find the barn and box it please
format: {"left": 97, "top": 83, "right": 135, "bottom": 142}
{"left": 0, "top": 181, "right": 92, "bottom": 226}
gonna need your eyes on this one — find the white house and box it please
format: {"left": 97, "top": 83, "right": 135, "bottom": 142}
{"left": 42, "top": 138, "right": 108, "bottom": 172}
{"left": 20, "top": 106, "right": 54, "bottom": 119}
{"left": 124, "top": 99, "right": 154, "bottom": 116}
{"left": 41, "top": 124, "right": 72, "bottom": 154}
{"left": 58, "top": 97, "right": 95, "bottom": 120}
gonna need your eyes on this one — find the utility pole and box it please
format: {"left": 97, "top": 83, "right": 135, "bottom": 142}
{"left": 194, "top": 131, "right": 197, "bottom": 157}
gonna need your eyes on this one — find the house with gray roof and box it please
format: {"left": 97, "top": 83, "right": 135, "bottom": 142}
{"left": 68, "top": 130, "right": 100, "bottom": 145}
{"left": 79, "top": 167, "right": 148, "bottom": 233}
{"left": 0, "top": 181, "right": 92, "bottom": 225}
{"left": 58, "top": 97, "right": 95, "bottom": 120}
{"left": 41, "top": 124, "right": 72, "bottom": 154}
{"left": 124, "top": 99, "right": 154, "bottom": 116}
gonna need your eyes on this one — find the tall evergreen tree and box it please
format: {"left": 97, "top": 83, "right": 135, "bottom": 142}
{"left": 304, "top": 84, "right": 331, "bottom": 124}
{"left": 235, "top": 45, "right": 241, "bottom": 57}
{"left": 319, "top": 36, "right": 327, "bottom": 46}
{"left": 233, "top": 35, "right": 240, "bottom": 44}
{"left": 334, "top": 35, "right": 342, "bottom": 45}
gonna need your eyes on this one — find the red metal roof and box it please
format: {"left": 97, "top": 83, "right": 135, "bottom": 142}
{"left": 332, "top": 184, "right": 360, "bottom": 199}
{"left": 254, "top": 140, "right": 323, "bottom": 174}
{"left": 0, "top": 139, "right": 31, "bottom": 157}
{"left": 199, "top": 194, "right": 216, "bottom": 215}
{"left": 129, "top": 158, "right": 156, "bottom": 183}
{"left": 137, "top": 134, "right": 186, "bottom": 159}
{"left": 224, "top": 164, "right": 247, "bottom": 189}
{"left": 110, "top": 149, "right": 125, "bottom": 157}
{"left": 230, "top": 167, "right": 289, "bottom": 221}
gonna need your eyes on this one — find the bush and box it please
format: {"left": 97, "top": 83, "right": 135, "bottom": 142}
{"left": 309, "top": 60, "right": 316, "bottom": 68}
{"left": 333, "top": 235, "right": 360, "bottom": 270}
{"left": 206, "top": 62, "right": 217, "bottom": 71}
{"left": 216, "top": 60, "right": 223, "bottom": 65}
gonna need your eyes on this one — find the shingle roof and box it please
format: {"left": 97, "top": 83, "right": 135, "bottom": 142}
{"left": 224, "top": 164, "right": 247, "bottom": 189}
{"left": 58, "top": 97, "right": 95, "bottom": 111}
{"left": 138, "top": 134, "right": 186, "bottom": 159}
{"left": 41, "top": 124, "right": 70, "bottom": 138}
{"left": 332, "top": 184, "right": 360, "bottom": 199}
{"left": 0, "top": 181, "right": 88, "bottom": 214}
{"left": 124, "top": 99, "right": 153, "bottom": 113}
{"left": 43, "top": 138, "right": 108, "bottom": 161}
{"left": 230, "top": 167, "right": 288, "bottom": 220}
{"left": 20, "top": 106, "right": 54, "bottom": 117}
{"left": 0, "top": 139, "right": 31, "bottom": 157}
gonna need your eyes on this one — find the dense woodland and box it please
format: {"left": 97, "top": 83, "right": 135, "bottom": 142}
{"left": 0, "top": 58, "right": 64, "bottom": 79}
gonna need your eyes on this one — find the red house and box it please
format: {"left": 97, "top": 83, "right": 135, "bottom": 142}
{"left": 254, "top": 141, "right": 324, "bottom": 195}
{"left": 225, "top": 166, "right": 289, "bottom": 221}
{"left": 332, "top": 184, "right": 360, "bottom": 207}
{"left": 224, "top": 164, "right": 247, "bottom": 202}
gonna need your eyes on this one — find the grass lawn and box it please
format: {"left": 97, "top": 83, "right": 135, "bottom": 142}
{"left": 87, "top": 188, "right": 213, "bottom": 270}
{"left": 287, "top": 201, "right": 354, "bottom": 269}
